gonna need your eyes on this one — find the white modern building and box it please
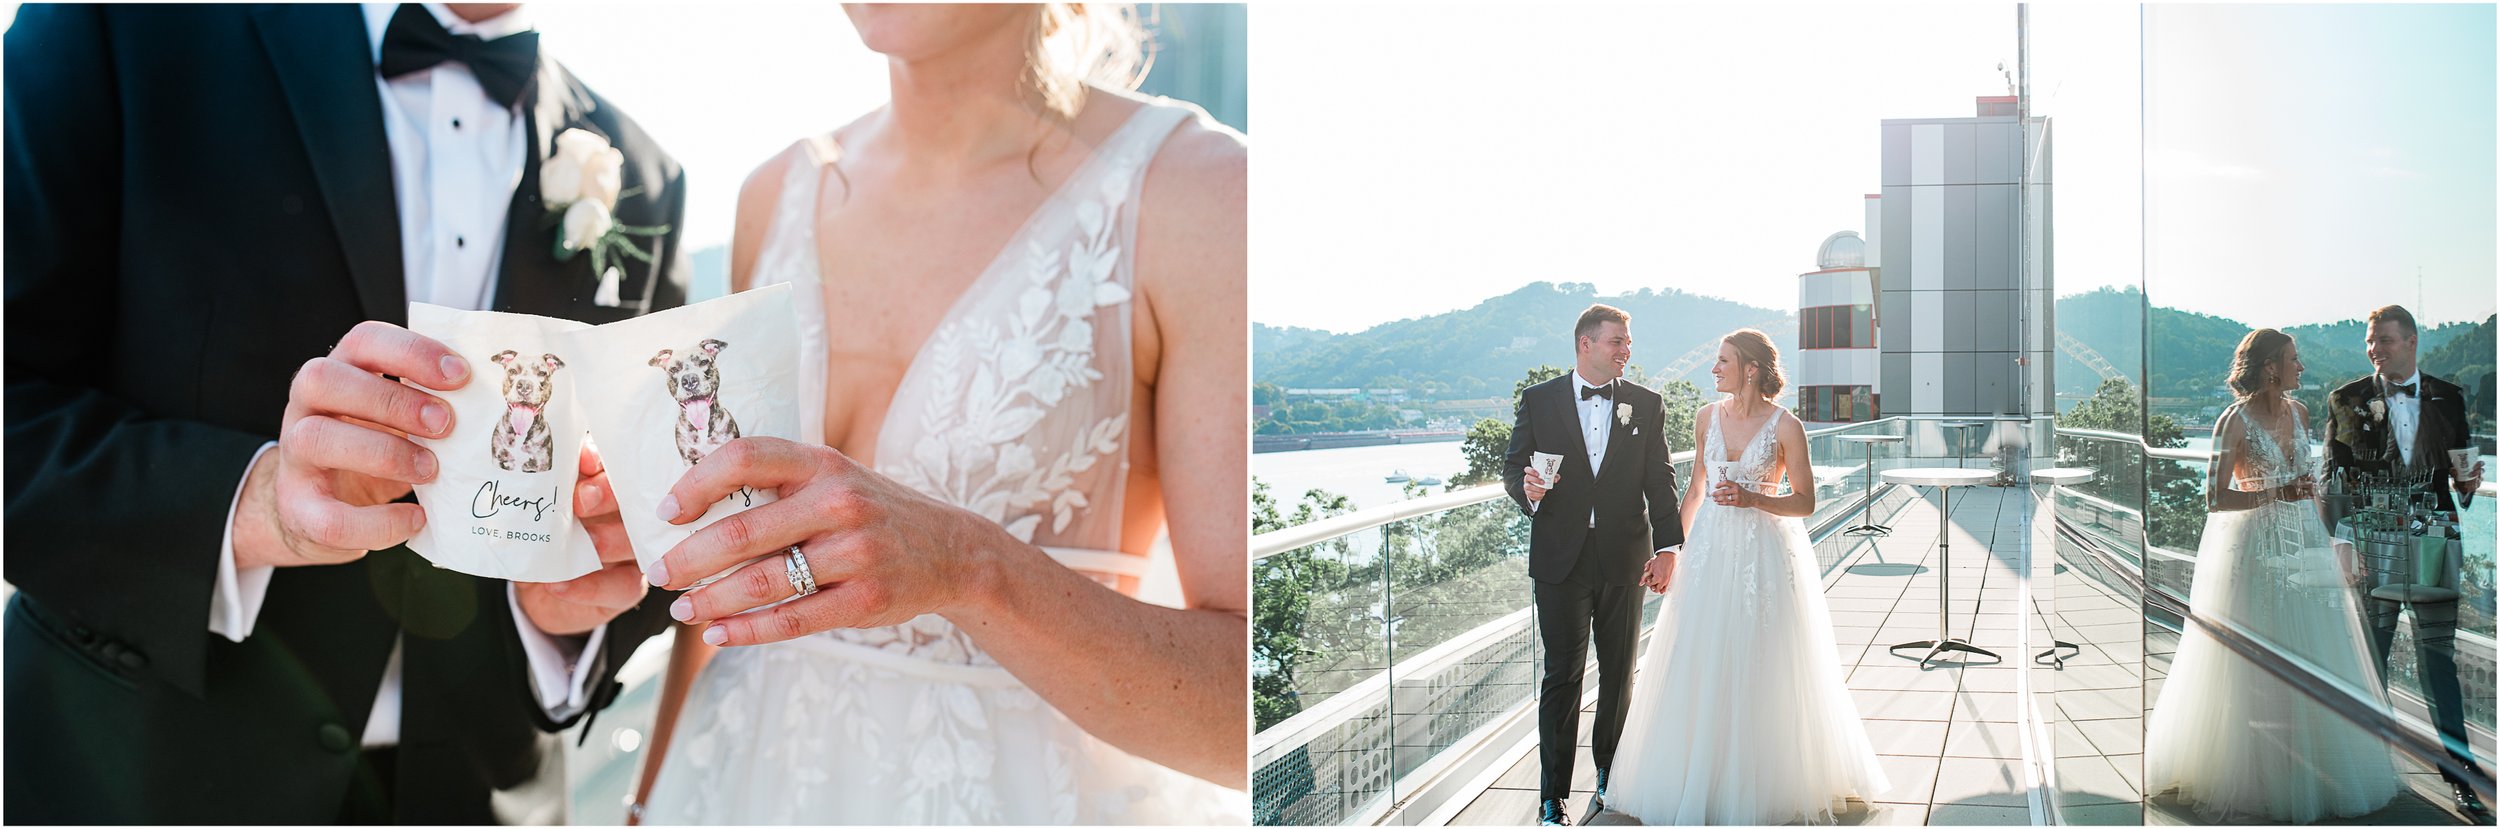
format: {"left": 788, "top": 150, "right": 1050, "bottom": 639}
{"left": 1796, "top": 211, "right": 1881, "bottom": 424}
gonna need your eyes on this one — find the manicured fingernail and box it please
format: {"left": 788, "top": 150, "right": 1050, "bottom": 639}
{"left": 577, "top": 482, "right": 601, "bottom": 512}
{"left": 669, "top": 596, "right": 693, "bottom": 622}
{"left": 413, "top": 450, "right": 437, "bottom": 481}
{"left": 646, "top": 560, "right": 670, "bottom": 587}
{"left": 701, "top": 625, "right": 727, "bottom": 646}
{"left": 656, "top": 494, "right": 679, "bottom": 522}
{"left": 420, "top": 402, "right": 449, "bottom": 436}
{"left": 440, "top": 355, "right": 468, "bottom": 383}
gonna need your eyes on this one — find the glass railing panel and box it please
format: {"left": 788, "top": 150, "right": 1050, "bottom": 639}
{"left": 2142, "top": 611, "right": 2473, "bottom": 825}
{"left": 1252, "top": 523, "right": 1392, "bottom": 825}
{"left": 1379, "top": 499, "right": 1539, "bottom": 784}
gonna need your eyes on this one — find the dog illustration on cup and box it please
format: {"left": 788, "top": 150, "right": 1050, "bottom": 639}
{"left": 651, "top": 339, "right": 741, "bottom": 465}
{"left": 488, "top": 350, "right": 565, "bottom": 473}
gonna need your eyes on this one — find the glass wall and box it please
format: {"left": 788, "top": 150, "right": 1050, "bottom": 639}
{"left": 2119, "top": 4, "right": 2495, "bottom": 825}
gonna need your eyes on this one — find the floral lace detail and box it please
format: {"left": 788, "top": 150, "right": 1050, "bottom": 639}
{"left": 2233, "top": 404, "right": 2308, "bottom": 490}
{"left": 1698, "top": 403, "right": 1784, "bottom": 616}
{"left": 647, "top": 99, "right": 1249, "bottom": 826}
{"left": 818, "top": 131, "right": 1148, "bottom": 668}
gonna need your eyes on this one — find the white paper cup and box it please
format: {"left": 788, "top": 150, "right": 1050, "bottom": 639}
{"left": 1530, "top": 452, "right": 1564, "bottom": 487}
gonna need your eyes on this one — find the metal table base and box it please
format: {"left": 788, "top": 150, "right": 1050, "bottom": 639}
{"left": 1887, "top": 480, "right": 2002, "bottom": 668}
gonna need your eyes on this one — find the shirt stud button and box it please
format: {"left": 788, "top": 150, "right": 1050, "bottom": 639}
{"left": 318, "top": 723, "right": 353, "bottom": 753}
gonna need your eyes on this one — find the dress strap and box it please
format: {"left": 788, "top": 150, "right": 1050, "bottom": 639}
{"left": 1041, "top": 546, "right": 1154, "bottom": 579}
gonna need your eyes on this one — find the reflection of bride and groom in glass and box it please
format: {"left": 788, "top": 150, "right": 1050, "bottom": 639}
{"left": 1502, "top": 305, "right": 1885, "bottom": 826}
{"left": 2146, "top": 305, "right": 2490, "bottom": 823}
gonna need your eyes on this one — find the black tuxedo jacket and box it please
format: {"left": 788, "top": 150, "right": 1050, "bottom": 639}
{"left": 4, "top": 5, "right": 685, "bottom": 823}
{"left": 2324, "top": 372, "right": 2475, "bottom": 512}
{"left": 1502, "top": 376, "right": 1685, "bottom": 585}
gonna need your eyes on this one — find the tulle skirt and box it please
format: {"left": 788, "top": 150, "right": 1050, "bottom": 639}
{"left": 2144, "top": 499, "right": 2398, "bottom": 823}
{"left": 643, "top": 634, "right": 1247, "bottom": 825}
{"left": 1606, "top": 504, "right": 1889, "bottom": 825}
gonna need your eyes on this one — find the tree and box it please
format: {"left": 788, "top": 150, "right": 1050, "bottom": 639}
{"left": 1515, "top": 364, "right": 1566, "bottom": 399}
{"left": 1452, "top": 418, "right": 1513, "bottom": 487}
{"left": 2055, "top": 377, "right": 2203, "bottom": 550}
{"left": 1655, "top": 379, "right": 1706, "bottom": 454}
{"left": 1251, "top": 479, "right": 1362, "bottom": 731}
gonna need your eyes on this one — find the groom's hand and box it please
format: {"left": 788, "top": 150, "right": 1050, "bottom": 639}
{"left": 1643, "top": 551, "right": 1677, "bottom": 594}
{"left": 516, "top": 444, "right": 651, "bottom": 636}
{"left": 232, "top": 322, "right": 466, "bottom": 571}
{"left": 1523, "top": 468, "right": 1549, "bottom": 504}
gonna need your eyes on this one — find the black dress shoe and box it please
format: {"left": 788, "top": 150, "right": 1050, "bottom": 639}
{"left": 1539, "top": 798, "right": 1571, "bottom": 826}
{"left": 1594, "top": 768, "right": 1610, "bottom": 807}
{"left": 2452, "top": 782, "right": 2491, "bottom": 817}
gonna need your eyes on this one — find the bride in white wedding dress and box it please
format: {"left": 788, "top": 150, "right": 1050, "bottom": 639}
{"left": 2144, "top": 329, "right": 2398, "bottom": 823}
{"left": 626, "top": 5, "right": 1248, "bottom": 824}
{"left": 1605, "top": 330, "right": 1888, "bottom": 826}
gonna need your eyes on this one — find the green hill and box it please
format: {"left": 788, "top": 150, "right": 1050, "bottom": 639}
{"left": 1251, "top": 282, "right": 1796, "bottom": 397}
{"left": 2053, "top": 286, "right": 2486, "bottom": 426}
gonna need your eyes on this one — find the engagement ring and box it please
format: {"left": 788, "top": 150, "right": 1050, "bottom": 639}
{"left": 783, "top": 545, "right": 818, "bottom": 597}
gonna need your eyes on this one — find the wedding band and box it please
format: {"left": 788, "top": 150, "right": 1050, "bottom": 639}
{"left": 783, "top": 545, "right": 818, "bottom": 597}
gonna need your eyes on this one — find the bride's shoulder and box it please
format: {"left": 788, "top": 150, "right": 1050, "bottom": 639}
{"left": 1122, "top": 93, "right": 1245, "bottom": 215}
{"left": 738, "top": 122, "right": 860, "bottom": 209}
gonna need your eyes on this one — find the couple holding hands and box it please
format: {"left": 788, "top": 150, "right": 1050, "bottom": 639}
{"left": 1503, "top": 305, "right": 1886, "bottom": 826}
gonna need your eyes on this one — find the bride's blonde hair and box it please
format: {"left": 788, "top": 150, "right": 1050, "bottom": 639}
{"left": 1025, "top": 4, "right": 1153, "bottom": 123}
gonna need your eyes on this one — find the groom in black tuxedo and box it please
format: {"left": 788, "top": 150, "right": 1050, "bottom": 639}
{"left": 1503, "top": 304, "right": 1685, "bottom": 826}
{"left": 2321, "top": 305, "right": 2489, "bottom": 816}
{"left": 5, "top": 4, "right": 685, "bottom": 822}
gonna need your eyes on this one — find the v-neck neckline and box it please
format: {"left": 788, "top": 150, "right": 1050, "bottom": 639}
{"left": 835, "top": 103, "right": 1162, "bottom": 461}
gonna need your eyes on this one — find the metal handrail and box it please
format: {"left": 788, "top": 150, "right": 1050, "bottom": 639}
{"left": 2054, "top": 425, "right": 2498, "bottom": 496}
{"left": 1253, "top": 417, "right": 1914, "bottom": 560}
{"left": 2050, "top": 422, "right": 2497, "bottom": 805}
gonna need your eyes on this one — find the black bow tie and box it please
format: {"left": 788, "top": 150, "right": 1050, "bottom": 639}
{"left": 378, "top": 4, "right": 539, "bottom": 109}
{"left": 1581, "top": 383, "right": 1613, "bottom": 401}
{"left": 2388, "top": 381, "right": 2417, "bottom": 398}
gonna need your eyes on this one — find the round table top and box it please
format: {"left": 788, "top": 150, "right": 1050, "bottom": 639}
{"left": 1883, "top": 467, "right": 1997, "bottom": 487}
{"left": 1838, "top": 434, "right": 1905, "bottom": 444}
{"left": 2033, "top": 467, "right": 2096, "bottom": 485}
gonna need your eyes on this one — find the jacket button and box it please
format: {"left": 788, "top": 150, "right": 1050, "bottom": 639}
{"left": 317, "top": 723, "right": 353, "bottom": 753}
{"left": 116, "top": 649, "right": 147, "bottom": 670}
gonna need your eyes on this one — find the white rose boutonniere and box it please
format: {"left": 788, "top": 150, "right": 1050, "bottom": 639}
{"left": 541, "top": 129, "right": 668, "bottom": 307}
{"left": 2368, "top": 399, "right": 2386, "bottom": 420}
{"left": 1616, "top": 403, "right": 1633, "bottom": 426}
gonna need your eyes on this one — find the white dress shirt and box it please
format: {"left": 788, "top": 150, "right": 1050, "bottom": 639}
{"left": 209, "top": 3, "right": 600, "bottom": 749}
{"left": 2381, "top": 370, "right": 2421, "bottom": 467}
{"left": 1573, "top": 372, "right": 1614, "bottom": 479}
{"left": 1572, "top": 372, "right": 1615, "bottom": 528}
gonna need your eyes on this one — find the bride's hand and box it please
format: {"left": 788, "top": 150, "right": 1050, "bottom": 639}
{"left": 1643, "top": 553, "right": 1677, "bottom": 594}
{"left": 644, "top": 436, "right": 1011, "bottom": 646}
{"left": 1710, "top": 479, "right": 1753, "bottom": 510}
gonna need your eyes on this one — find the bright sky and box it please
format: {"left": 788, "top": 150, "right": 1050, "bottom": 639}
{"left": 2142, "top": 3, "right": 2497, "bottom": 329}
{"left": 1252, "top": 2, "right": 2493, "bottom": 334}
{"left": 528, "top": 3, "right": 893, "bottom": 253}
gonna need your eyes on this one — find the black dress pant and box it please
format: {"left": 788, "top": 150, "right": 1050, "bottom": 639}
{"left": 1535, "top": 547, "right": 1642, "bottom": 802}
{"left": 2366, "top": 596, "right": 2485, "bottom": 783}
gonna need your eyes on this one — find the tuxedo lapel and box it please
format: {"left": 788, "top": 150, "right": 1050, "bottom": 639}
{"left": 2415, "top": 376, "right": 2455, "bottom": 471}
{"left": 1597, "top": 394, "right": 1637, "bottom": 485}
{"left": 252, "top": 4, "right": 405, "bottom": 324}
{"left": 491, "top": 60, "right": 598, "bottom": 316}
{"left": 1552, "top": 381, "right": 1594, "bottom": 483}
